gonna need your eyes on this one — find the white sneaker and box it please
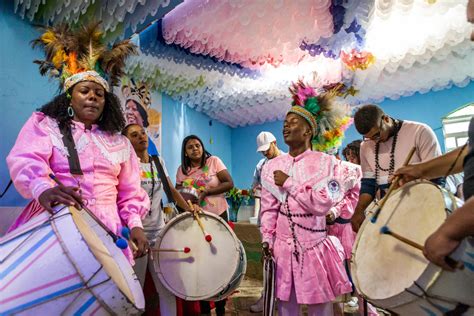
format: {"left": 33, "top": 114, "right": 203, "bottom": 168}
{"left": 346, "top": 297, "right": 358, "bottom": 308}
{"left": 249, "top": 295, "right": 264, "bottom": 313}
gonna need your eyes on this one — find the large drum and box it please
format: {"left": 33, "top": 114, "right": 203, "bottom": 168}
{"left": 352, "top": 180, "right": 474, "bottom": 315}
{"left": 154, "top": 211, "right": 246, "bottom": 301}
{"left": 0, "top": 205, "right": 144, "bottom": 315}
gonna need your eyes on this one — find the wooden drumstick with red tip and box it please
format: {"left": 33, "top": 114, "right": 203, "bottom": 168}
{"left": 153, "top": 247, "right": 191, "bottom": 253}
{"left": 188, "top": 200, "right": 212, "bottom": 242}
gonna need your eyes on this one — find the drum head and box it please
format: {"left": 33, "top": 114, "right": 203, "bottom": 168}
{"left": 154, "top": 212, "right": 242, "bottom": 300}
{"left": 352, "top": 181, "right": 447, "bottom": 300}
{"left": 70, "top": 207, "right": 135, "bottom": 304}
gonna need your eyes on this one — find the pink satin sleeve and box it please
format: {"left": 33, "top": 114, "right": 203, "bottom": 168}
{"left": 6, "top": 112, "right": 55, "bottom": 201}
{"left": 116, "top": 141, "right": 150, "bottom": 229}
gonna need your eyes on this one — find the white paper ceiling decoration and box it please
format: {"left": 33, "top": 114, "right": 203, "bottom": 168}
{"left": 13, "top": 0, "right": 180, "bottom": 39}
{"left": 13, "top": 0, "right": 474, "bottom": 127}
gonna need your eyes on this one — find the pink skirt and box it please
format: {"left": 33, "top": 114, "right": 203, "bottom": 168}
{"left": 327, "top": 222, "right": 356, "bottom": 260}
{"left": 7, "top": 199, "right": 46, "bottom": 233}
{"left": 273, "top": 234, "right": 352, "bottom": 304}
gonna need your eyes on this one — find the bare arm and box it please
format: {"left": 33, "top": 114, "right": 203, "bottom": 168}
{"left": 424, "top": 196, "right": 474, "bottom": 270}
{"left": 206, "top": 169, "right": 234, "bottom": 196}
{"left": 351, "top": 193, "right": 374, "bottom": 232}
{"left": 395, "top": 145, "right": 468, "bottom": 184}
{"left": 198, "top": 169, "right": 234, "bottom": 205}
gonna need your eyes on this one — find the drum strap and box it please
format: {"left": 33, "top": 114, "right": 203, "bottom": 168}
{"left": 59, "top": 124, "right": 83, "bottom": 175}
{"left": 0, "top": 179, "right": 13, "bottom": 198}
{"left": 150, "top": 155, "right": 175, "bottom": 205}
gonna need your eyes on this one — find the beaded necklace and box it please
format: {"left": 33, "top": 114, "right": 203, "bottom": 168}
{"left": 374, "top": 119, "right": 403, "bottom": 183}
{"left": 280, "top": 201, "right": 326, "bottom": 263}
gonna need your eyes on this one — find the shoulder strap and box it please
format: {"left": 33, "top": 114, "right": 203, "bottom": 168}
{"left": 151, "top": 155, "right": 175, "bottom": 204}
{"left": 59, "top": 124, "right": 83, "bottom": 175}
{"left": 0, "top": 179, "right": 13, "bottom": 198}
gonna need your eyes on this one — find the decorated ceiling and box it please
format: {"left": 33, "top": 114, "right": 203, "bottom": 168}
{"left": 14, "top": 0, "right": 474, "bottom": 127}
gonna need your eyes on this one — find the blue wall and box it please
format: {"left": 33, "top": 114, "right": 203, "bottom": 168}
{"left": 0, "top": 1, "right": 57, "bottom": 206}
{"left": 0, "top": 3, "right": 232, "bottom": 206}
{"left": 231, "top": 83, "right": 474, "bottom": 188}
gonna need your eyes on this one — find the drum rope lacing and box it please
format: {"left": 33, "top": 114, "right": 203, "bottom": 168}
{"left": 1, "top": 206, "right": 69, "bottom": 263}
{"left": 404, "top": 281, "right": 472, "bottom": 314}
{"left": 281, "top": 200, "right": 326, "bottom": 274}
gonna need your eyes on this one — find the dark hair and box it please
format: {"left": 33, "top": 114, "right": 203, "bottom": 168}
{"left": 38, "top": 88, "right": 126, "bottom": 134}
{"left": 121, "top": 123, "right": 142, "bottom": 136}
{"left": 342, "top": 140, "right": 362, "bottom": 161}
{"left": 181, "top": 135, "right": 212, "bottom": 175}
{"left": 354, "top": 104, "right": 384, "bottom": 135}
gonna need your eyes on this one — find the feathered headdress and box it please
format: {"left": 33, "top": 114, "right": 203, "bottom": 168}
{"left": 288, "top": 80, "right": 353, "bottom": 153}
{"left": 31, "top": 22, "right": 137, "bottom": 92}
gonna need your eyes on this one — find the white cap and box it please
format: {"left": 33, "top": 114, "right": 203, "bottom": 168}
{"left": 256, "top": 131, "right": 276, "bottom": 152}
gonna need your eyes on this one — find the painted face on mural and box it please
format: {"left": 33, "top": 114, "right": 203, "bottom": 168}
{"left": 124, "top": 124, "right": 148, "bottom": 153}
{"left": 185, "top": 139, "right": 204, "bottom": 162}
{"left": 70, "top": 81, "right": 105, "bottom": 126}
{"left": 125, "top": 99, "right": 144, "bottom": 126}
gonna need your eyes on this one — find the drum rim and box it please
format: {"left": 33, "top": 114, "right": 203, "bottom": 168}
{"left": 351, "top": 180, "right": 462, "bottom": 308}
{"left": 154, "top": 211, "right": 245, "bottom": 300}
{"left": 178, "top": 187, "right": 200, "bottom": 198}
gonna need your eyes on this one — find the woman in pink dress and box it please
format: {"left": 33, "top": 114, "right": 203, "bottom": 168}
{"left": 6, "top": 23, "right": 150, "bottom": 262}
{"left": 260, "top": 81, "right": 353, "bottom": 316}
{"left": 175, "top": 134, "right": 234, "bottom": 316}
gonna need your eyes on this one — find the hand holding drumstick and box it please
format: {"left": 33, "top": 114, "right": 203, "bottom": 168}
{"left": 188, "top": 200, "right": 213, "bottom": 242}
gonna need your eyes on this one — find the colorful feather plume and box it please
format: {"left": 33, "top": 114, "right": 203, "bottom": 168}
{"left": 31, "top": 22, "right": 137, "bottom": 90}
{"left": 288, "top": 79, "right": 355, "bottom": 153}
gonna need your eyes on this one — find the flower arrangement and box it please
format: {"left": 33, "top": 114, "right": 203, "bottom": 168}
{"left": 226, "top": 187, "right": 254, "bottom": 222}
{"left": 226, "top": 187, "right": 253, "bottom": 205}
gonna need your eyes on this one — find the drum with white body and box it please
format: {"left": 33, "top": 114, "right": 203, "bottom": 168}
{"left": 0, "top": 205, "right": 144, "bottom": 315}
{"left": 154, "top": 211, "right": 246, "bottom": 301}
{"left": 352, "top": 180, "right": 474, "bottom": 315}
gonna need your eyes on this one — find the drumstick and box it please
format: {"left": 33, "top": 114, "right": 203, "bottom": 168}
{"left": 152, "top": 247, "right": 191, "bottom": 253}
{"left": 371, "top": 147, "right": 416, "bottom": 223}
{"left": 120, "top": 227, "right": 143, "bottom": 254}
{"left": 188, "top": 200, "right": 212, "bottom": 242}
{"left": 49, "top": 173, "right": 129, "bottom": 250}
{"left": 380, "top": 226, "right": 464, "bottom": 270}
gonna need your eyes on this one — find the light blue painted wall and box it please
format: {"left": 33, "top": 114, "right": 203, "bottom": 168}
{"left": 231, "top": 83, "right": 474, "bottom": 188}
{"left": 0, "top": 2, "right": 57, "bottom": 206}
{"left": 0, "top": 3, "right": 232, "bottom": 206}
